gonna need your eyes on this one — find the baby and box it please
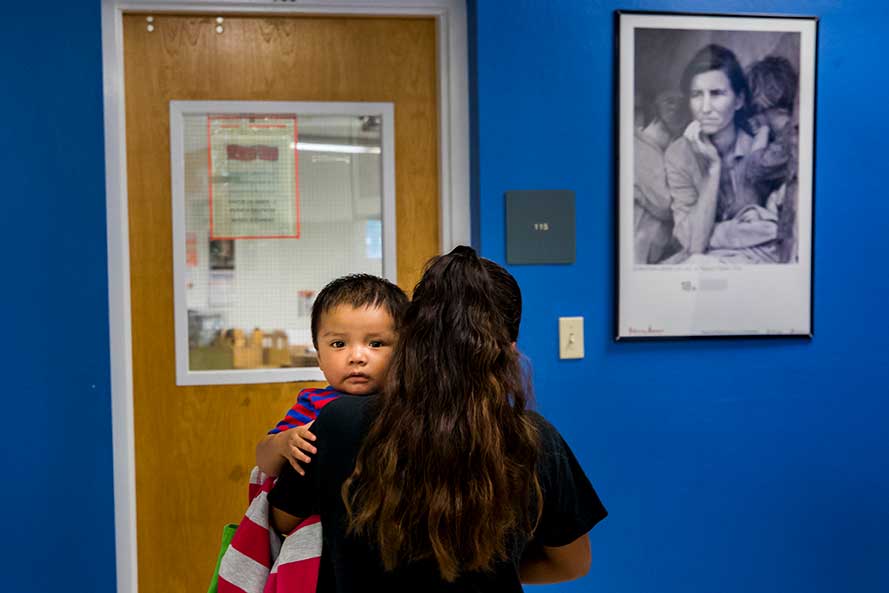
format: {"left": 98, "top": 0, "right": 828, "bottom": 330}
{"left": 256, "top": 273, "right": 408, "bottom": 476}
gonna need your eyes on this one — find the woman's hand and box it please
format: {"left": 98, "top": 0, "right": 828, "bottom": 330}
{"left": 684, "top": 120, "right": 720, "bottom": 167}
{"left": 519, "top": 534, "right": 591, "bottom": 584}
{"left": 671, "top": 121, "right": 722, "bottom": 254}
{"left": 271, "top": 506, "right": 304, "bottom": 536}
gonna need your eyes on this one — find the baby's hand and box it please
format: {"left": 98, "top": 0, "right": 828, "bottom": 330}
{"left": 281, "top": 421, "right": 317, "bottom": 476}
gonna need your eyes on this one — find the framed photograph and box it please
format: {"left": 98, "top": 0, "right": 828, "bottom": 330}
{"left": 615, "top": 11, "right": 817, "bottom": 339}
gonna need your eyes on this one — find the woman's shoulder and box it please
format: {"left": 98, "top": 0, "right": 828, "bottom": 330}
{"left": 314, "top": 394, "right": 376, "bottom": 435}
{"left": 320, "top": 393, "right": 374, "bottom": 415}
{"left": 526, "top": 410, "right": 567, "bottom": 452}
{"left": 525, "top": 409, "right": 550, "bottom": 430}
{"left": 525, "top": 410, "right": 606, "bottom": 525}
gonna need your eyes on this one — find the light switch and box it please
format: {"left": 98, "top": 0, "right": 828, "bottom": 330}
{"left": 559, "top": 317, "right": 584, "bottom": 359}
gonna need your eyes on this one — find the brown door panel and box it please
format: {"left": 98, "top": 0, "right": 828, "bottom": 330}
{"left": 123, "top": 14, "right": 438, "bottom": 593}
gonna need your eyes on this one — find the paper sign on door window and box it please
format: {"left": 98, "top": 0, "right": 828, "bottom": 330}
{"left": 207, "top": 115, "right": 300, "bottom": 239}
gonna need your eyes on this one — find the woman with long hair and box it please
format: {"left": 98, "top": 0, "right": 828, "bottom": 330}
{"left": 269, "top": 246, "right": 606, "bottom": 591}
{"left": 665, "top": 43, "right": 779, "bottom": 260}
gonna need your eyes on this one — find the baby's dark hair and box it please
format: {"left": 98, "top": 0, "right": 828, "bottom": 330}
{"left": 310, "top": 274, "right": 408, "bottom": 348}
{"left": 747, "top": 56, "right": 798, "bottom": 114}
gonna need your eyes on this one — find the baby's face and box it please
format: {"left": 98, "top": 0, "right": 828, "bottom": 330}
{"left": 316, "top": 304, "right": 396, "bottom": 395}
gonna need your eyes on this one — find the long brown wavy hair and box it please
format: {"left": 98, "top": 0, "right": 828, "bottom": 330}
{"left": 342, "top": 246, "right": 542, "bottom": 581}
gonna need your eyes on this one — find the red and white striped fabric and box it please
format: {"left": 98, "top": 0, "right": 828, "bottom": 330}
{"left": 217, "top": 467, "right": 322, "bottom": 593}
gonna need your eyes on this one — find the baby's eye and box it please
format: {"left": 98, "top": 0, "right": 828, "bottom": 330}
{"left": 369, "top": 340, "right": 384, "bottom": 348}
{"left": 330, "top": 340, "right": 346, "bottom": 348}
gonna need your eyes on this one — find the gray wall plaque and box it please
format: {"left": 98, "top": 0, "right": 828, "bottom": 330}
{"left": 505, "top": 190, "right": 575, "bottom": 264}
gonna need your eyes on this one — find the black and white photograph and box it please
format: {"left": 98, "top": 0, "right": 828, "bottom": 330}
{"left": 616, "top": 11, "right": 817, "bottom": 339}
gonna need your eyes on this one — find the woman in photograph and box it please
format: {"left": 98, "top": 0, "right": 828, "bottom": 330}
{"left": 664, "top": 44, "right": 780, "bottom": 263}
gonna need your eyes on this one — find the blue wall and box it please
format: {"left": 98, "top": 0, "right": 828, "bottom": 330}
{"left": 0, "top": 3, "right": 116, "bottom": 592}
{"left": 470, "top": 1, "right": 889, "bottom": 592}
{"left": 2, "top": 1, "right": 887, "bottom": 592}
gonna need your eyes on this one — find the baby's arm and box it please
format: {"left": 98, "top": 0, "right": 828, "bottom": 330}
{"left": 256, "top": 421, "right": 317, "bottom": 477}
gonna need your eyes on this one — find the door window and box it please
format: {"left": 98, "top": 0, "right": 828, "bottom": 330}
{"left": 170, "top": 101, "right": 396, "bottom": 385}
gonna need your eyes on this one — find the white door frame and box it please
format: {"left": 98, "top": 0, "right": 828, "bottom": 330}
{"left": 100, "top": 1, "right": 469, "bottom": 591}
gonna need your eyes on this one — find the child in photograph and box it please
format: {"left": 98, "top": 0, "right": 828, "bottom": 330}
{"left": 634, "top": 89, "right": 687, "bottom": 264}
{"left": 256, "top": 273, "right": 408, "bottom": 477}
{"left": 746, "top": 55, "right": 800, "bottom": 263}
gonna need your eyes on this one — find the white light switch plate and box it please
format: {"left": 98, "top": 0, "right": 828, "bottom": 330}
{"left": 559, "top": 316, "right": 584, "bottom": 359}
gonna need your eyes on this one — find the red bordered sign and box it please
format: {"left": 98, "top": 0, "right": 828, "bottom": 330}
{"left": 207, "top": 114, "right": 300, "bottom": 240}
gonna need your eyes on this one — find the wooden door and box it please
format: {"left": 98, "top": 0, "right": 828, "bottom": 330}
{"left": 123, "top": 14, "right": 439, "bottom": 593}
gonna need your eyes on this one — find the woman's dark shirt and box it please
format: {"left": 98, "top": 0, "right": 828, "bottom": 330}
{"left": 268, "top": 395, "right": 607, "bottom": 593}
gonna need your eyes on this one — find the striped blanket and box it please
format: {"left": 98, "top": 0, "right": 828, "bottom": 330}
{"left": 217, "top": 467, "right": 322, "bottom": 593}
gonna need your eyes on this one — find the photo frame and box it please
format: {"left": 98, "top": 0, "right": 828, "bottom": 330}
{"left": 615, "top": 11, "right": 818, "bottom": 339}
